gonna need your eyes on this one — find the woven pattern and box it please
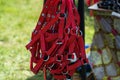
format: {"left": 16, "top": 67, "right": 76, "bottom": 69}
{"left": 98, "top": 0, "right": 120, "bottom": 13}
{"left": 90, "top": 12, "right": 120, "bottom": 80}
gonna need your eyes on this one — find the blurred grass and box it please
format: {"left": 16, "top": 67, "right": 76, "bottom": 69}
{"left": 0, "top": 0, "right": 43, "bottom": 80}
{"left": 0, "top": 0, "right": 94, "bottom": 80}
{"left": 85, "top": 5, "right": 94, "bottom": 44}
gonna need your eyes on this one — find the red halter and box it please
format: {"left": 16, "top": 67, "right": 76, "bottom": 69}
{"left": 26, "top": 0, "right": 88, "bottom": 79}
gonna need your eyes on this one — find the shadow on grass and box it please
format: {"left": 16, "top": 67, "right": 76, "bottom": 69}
{"left": 26, "top": 73, "right": 44, "bottom": 80}
{"left": 26, "top": 72, "right": 53, "bottom": 80}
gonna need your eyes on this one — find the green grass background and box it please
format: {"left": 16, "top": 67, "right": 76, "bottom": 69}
{"left": 0, "top": 0, "right": 94, "bottom": 80}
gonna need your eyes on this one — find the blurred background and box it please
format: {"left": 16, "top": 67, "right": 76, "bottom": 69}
{"left": 0, "top": 0, "right": 94, "bottom": 80}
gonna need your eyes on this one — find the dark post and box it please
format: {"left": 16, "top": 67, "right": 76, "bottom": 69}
{"left": 44, "top": 0, "right": 46, "bottom": 4}
{"left": 78, "top": 0, "right": 85, "bottom": 40}
{"left": 77, "top": 0, "right": 86, "bottom": 80}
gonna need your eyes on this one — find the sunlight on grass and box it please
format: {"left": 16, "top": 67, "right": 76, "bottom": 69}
{"left": 0, "top": 0, "right": 44, "bottom": 80}
{"left": 0, "top": 0, "right": 94, "bottom": 80}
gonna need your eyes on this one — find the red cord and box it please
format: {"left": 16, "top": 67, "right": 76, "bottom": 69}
{"left": 43, "top": 67, "right": 47, "bottom": 80}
